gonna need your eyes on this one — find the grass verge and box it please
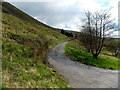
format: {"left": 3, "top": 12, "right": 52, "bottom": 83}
{"left": 65, "top": 40, "right": 120, "bottom": 70}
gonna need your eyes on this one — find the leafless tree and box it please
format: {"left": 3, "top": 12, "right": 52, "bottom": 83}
{"left": 79, "top": 11, "right": 115, "bottom": 58}
{"left": 104, "top": 38, "right": 120, "bottom": 57}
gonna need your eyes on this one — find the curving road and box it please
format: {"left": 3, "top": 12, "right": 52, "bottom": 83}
{"left": 48, "top": 42, "right": 119, "bottom": 88}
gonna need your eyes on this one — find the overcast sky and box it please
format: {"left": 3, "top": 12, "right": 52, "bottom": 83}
{"left": 5, "top": 0, "right": 119, "bottom": 37}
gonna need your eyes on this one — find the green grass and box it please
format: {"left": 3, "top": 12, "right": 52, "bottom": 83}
{"left": 2, "top": 2, "right": 70, "bottom": 88}
{"left": 2, "top": 38, "right": 70, "bottom": 88}
{"left": 65, "top": 40, "right": 120, "bottom": 70}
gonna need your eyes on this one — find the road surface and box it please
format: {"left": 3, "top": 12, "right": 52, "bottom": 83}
{"left": 48, "top": 42, "right": 119, "bottom": 88}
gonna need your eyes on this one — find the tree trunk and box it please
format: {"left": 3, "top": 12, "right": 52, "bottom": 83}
{"left": 93, "top": 54, "right": 98, "bottom": 59}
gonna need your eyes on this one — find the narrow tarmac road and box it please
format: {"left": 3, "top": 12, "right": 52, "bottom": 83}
{"left": 48, "top": 42, "right": 119, "bottom": 88}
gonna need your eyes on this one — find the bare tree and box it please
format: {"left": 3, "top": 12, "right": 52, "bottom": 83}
{"left": 104, "top": 38, "right": 119, "bottom": 57}
{"left": 79, "top": 11, "right": 115, "bottom": 58}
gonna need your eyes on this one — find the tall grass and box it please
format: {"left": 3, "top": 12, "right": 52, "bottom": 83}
{"left": 2, "top": 2, "right": 69, "bottom": 88}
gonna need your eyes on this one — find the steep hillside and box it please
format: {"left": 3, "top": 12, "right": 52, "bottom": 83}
{"left": 1, "top": 1, "right": 70, "bottom": 88}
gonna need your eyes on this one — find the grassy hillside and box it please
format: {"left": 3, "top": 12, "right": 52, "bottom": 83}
{"left": 1, "top": 2, "right": 70, "bottom": 88}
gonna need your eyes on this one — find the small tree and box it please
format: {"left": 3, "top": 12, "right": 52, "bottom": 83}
{"left": 61, "top": 29, "right": 64, "bottom": 34}
{"left": 105, "top": 38, "right": 119, "bottom": 57}
{"left": 79, "top": 11, "right": 115, "bottom": 58}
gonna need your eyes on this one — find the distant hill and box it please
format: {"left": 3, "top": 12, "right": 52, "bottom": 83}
{"left": 1, "top": 1, "right": 70, "bottom": 88}
{"left": 2, "top": 1, "right": 53, "bottom": 28}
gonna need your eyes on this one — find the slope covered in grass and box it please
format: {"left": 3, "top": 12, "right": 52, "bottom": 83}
{"left": 65, "top": 40, "right": 120, "bottom": 70}
{"left": 1, "top": 1, "right": 70, "bottom": 88}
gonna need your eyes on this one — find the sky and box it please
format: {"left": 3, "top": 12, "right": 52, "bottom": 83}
{"left": 5, "top": 0, "right": 119, "bottom": 37}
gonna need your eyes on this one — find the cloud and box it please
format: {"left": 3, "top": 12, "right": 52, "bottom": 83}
{"left": 6, "top": 0, "right": 119, "bottom": 37}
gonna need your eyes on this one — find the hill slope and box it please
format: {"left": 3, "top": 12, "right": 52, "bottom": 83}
{"left": 1, "top": 1, "right": 70, "bottom": 88}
